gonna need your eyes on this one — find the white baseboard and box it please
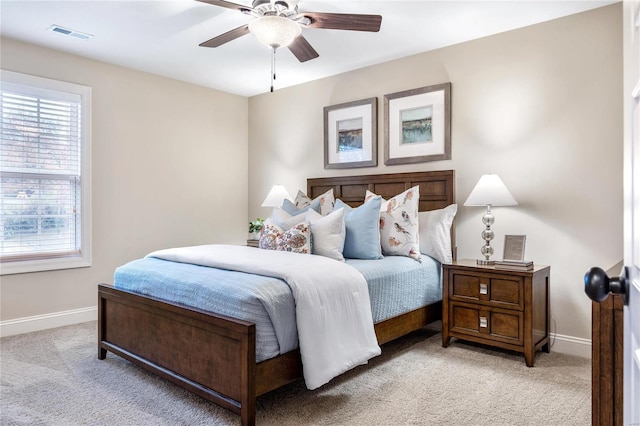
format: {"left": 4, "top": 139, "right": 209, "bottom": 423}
{"left": 0, "top": 306, "right": 97, "bottom": 338}
{"left": 550, "top": 332, "right": 592, "bottom": 359}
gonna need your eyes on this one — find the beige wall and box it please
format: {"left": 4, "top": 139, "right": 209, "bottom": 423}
{"left": 249, "top": 5, "right": 623, "bottom": 345}
{"left": 0, "top": 37, "right": 249, "bottom": 321}
{"left": 0, "top": 4, "right": 623, "bottom": 348}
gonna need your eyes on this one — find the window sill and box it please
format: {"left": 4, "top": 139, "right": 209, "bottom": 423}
{"left": 0, "top": 256, "right": 91, "bottom": 275}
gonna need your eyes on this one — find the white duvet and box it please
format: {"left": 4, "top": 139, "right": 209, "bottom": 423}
{"left": 147, "top": 244, "right": 381, "bottom": 390}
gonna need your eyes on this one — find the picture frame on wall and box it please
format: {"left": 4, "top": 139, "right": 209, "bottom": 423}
{"left": 324, "top": 97, "right": 377, "bottom": 169}
{"left": 384, "top": 82, "right": 451, "bottom": 165}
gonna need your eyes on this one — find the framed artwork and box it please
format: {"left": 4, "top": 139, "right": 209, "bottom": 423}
{"left": 324, "top": 97, "right": 377, "bottom": 169}
{"left": 503, "top": 235, "right": 526, "bottom": 262}
{"left": 384, "top": 82, "right": 451, "bottom": 165}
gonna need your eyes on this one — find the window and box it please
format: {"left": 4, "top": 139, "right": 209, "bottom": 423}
{"left": 0, "top": 70, "right": 91, "bottom": 275}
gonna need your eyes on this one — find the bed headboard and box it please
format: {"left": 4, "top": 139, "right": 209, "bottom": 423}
{"left": 307, "top": 170, "right": 455, "bottom": 212}
{"left": 308, "top": 170, "right": 456, "bottom": 257}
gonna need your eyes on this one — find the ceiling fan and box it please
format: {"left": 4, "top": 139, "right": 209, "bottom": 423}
{"left": 196, "top": 0, "right": 382, "bottom": 64}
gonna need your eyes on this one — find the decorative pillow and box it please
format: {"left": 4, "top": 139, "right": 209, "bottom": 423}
{"left": 270, "top": 207, "right": 306, "bottom": 230}
{"left": 259, "top": 219, "right": 311, "bottom": 254}
{"left": 334, "top": 197, "right": 383, "bottom": 260}
{"left": 365, "top": 186, "right": 421, "bottom": 262}
{"left": 305, "top": 208, "right": 346, "bottom": 262}
{"left": 418, "top": 204, "right": 457, "bottom": 264}
{"left": 270, "top": 207, "right": 346, "bottom": 261}
{"left": 281, "top": 198, "right": 319, "bottom": 216}
{"left": 295, "top": 189, "right": 335, "bottom": 216}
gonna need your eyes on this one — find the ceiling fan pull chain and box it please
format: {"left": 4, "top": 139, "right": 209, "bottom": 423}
{"left": 271, "top": 47, "right": 276, "bottom": 93}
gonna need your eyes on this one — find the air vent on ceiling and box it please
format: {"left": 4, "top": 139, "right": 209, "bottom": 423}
{"left": 47, "top": 25, "right": 93, "bottom": 40}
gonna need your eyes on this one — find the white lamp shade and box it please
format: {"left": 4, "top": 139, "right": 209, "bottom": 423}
{"left": 249, "top": 16, "right": 301, "bottom": 49}
{"left": 261, "top": 185, "right": 293, "bottom": 207}
{"left": 463, "top": 174, "right": 518, "bottom": 207}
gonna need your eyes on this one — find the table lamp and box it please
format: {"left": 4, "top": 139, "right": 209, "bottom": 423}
{"left": 464, "top": 174, "right": 518, "bottom": 265}
{"left": 261, "top": 185, "right": 293, "bottom": 208}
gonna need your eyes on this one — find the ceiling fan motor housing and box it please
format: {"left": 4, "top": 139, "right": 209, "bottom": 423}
{"left": 252, "top": 0, "right": 298, "bottom": 17}
{"left": 197, "top": 0, "right": 381, "bottom": 66}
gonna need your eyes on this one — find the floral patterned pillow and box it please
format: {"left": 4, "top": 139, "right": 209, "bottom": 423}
{"left": 365, "top": 186, "right": 421, "bottom": 262}
{"left": 259, "top": 219, "right": 311, "bottom": 254}
{"left": 295, "top": 189, "right": 335, "bottom": 216}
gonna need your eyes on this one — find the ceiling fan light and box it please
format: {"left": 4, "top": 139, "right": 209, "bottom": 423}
{"left": 249, "top": 15, "right": 301, "bottom": 49}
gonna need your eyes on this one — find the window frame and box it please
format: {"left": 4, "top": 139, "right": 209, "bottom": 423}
{"left": 0, "top": 70, "right": 91, "bottom": 275}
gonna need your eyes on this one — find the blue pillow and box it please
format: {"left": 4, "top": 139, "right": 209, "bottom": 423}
{"left": 334, "top": 197, "right": 383, "bottom": 260}
{"left": 281, "top": 198, "right": 320, "bottom": 216}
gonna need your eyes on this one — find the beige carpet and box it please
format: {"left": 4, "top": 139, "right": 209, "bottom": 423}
{"left": 0, "top": 321, "right": 590, "bottom": 425}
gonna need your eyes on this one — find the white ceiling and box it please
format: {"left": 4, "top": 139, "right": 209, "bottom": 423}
{"left": 0, "top": 0, "right": 616, "bottom": 97}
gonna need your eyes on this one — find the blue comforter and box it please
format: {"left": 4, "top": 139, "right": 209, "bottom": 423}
{"left": 114, "top": 253, "right": 441, "bottom": 362}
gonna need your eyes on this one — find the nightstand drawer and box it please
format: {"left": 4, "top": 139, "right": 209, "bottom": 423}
{"left": 450, "top": 272, "right": 523, "bottom": 310}
{"left": 449, "top": 302, "right": 523, "bottom": 346}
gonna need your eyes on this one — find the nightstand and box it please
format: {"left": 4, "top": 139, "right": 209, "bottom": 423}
{"left": 246, "top": 239, "right": 259, "bottom": 248}
{"left": 442, "top": 259, "right": 550, "bottom": 367}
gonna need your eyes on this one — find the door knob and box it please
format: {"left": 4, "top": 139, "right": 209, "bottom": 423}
{"left": 584, "top": 266, "right": 629, "bottom": 305}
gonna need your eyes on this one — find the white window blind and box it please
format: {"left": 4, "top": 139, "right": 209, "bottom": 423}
{"left": 0, "top": 71, "right": 91, "bottom": 274}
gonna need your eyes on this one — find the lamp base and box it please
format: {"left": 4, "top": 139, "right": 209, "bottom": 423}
{"left": 477, "top": 259, "right": 495, "bottom": 266}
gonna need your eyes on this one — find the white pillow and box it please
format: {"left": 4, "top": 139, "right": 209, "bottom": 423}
{"left": 271, "top": 207, "right": 306, "bottom": 230}
{"left": 418, "top": 204, "right": 457, "bottom": 264}
{"left": 305, "top": 208, "right": 346, "bottom": 262}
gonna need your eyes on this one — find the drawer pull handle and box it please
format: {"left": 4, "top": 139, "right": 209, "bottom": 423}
{"left": 479, "top": 283, "right": 488, "bottom": 295}
{"left": 479, "top": 317, "right": 488, "bottom": 328}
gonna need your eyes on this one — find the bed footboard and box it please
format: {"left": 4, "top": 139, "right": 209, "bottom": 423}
{"left": 98, "top": 284, "right": 257, "bottom": 426}
{"left": 98, "top": 285, "right": 442, "bottom": 426}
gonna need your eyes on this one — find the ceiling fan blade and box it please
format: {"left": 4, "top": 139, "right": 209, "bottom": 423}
{"left": 195, "top": 0, "right": 252, "bottom": 13}
{"left": 288, "top": 35, "right": 319, "bottom": 62}
{"left": 301, "top": 12, "right": 382, "bottom": 32}
{"left": 199, "top": 24, "right": 250, "bottom": 48}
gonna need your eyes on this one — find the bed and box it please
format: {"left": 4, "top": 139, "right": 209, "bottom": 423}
{"left": 98, "top": 170, "right": 455, "bottom": 426}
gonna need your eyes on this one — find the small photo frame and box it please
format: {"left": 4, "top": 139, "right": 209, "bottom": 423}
{"left": 503, "top": 235, "right": 526, "bottom": 262}
{"left": 324, "top": 97, "right": 377, "bottom": 169}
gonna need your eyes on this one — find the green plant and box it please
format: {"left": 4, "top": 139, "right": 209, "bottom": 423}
{"left": 249, "top": 218, "right": 265, "bottom": 234}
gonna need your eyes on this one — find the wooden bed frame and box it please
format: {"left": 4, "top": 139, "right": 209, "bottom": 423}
{"left": 98, "top": 170, "right": 455, "bottom": 426}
